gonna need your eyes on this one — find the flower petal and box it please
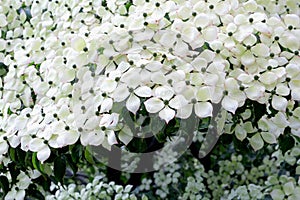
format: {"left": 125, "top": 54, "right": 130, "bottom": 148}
{"left": 272, "top": 95, "right": 288, "bottom": 111}
{"left": 196, "top": 86, "right": 212, "bottom": 101}
{"left": 145, "top": 61, "right": 163, "bottom": 72}
{"left": 251, "top": 43, "right": 269, "bottom": 57}
{"left": 134, "top": 86, "right": 152, "bottom": 97}
{"left": 270, "top": 189, "right": 285, "bottom": 200}
{"left": 0, "top": 141, "right": 8, "bottom": 155}
{"left": 241, "top": 51, "right": 255, "bottom": 66}
{"left": 222, "top": 96, "right": 239, "bottom": 114}
{"left": 155, "top": 86, "right": 174, "bottom": 100}
{"left": 71, "top": 36, "right": 86, "bottom": 51}
{"left": 194, "top": 102, "right": 213, "bottom": 118}
{"left": 176, "top": 104, "right": 193, "bottom": 119}
{"left": 144, "top": 97, "right": 164, "bottom": 113}
{"left": 126, "top": 94, "right": 140, "bottom": 114}
{"left": 107, "top": 130, "right": 118, "bottom": 146}
{"left": 159, "top": 107, "right": 175, "bottom": 123}
{"left": 169, "top": 95, "right": 188, "bottom": 109}
{"left": 202, "top": 26, "right": 218, "bottom": 42}
{"left": 89, "top": 131, "right": 105, "bottom": 146}
{"left": 85, "top": 116, "right": 100, "bottom": 130}
{"left": 235, "top": 125, "right": 247, "bottom": 141}
{"left": 261, "top": 132, "right": 277, "bottom": 144}
{"left": 113, "top": 84, "right": 130, "bottom": 102}
{"left": 37, "top": 146, "right": 51, "bottom": 163}
{"left": 57, "top": 131, "right": 79, "bottom": 147}
{"left": 15, "top": 190, "right": 25, "bottom": 200}
{"left": 100, "top": 98, "right": 113, "bottom": 113}
{"left": 29, "top": 138, "right": 45, "bottom": 152}
{"left": 249, "top": 133, "right": 264, "bottom": 151}
{"left": 100, "top": 79, "right": 117, "bottom": 93}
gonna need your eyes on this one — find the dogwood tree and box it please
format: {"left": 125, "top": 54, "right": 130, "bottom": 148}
{"left": 0, "top": 0, "right": 299, "bottom": 199}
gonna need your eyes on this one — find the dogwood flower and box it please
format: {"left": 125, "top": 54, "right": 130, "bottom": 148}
{"left": 144, "top": 85, "right": 190, "bottom": 123}
{"left": 28, "top": 138, "right": 51, "bottom": 163}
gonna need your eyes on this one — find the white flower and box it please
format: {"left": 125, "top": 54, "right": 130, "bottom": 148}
{"left": 28, "top": 138, "right": 51, "bottom": 163}
{"left": 222, "top": 78, "right": 246, "bottom": 114}
{"left": 144, "top": 86, "right": 188, "bottom": 123}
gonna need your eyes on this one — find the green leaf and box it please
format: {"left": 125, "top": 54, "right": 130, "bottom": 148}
{"left": 84, "top": 146, "right": 95, "bottom": 164}
{"left": 32, "top": 152, "right": 40, "bottom": 171}
{"left": 278, "top": 132, "right": 295, "bottom": 154}
{"left": 28, "top": 189, "right": 45, "bottom": 200}
{"left": 155, "top": 131, "right": 167, "bottom": 143}
{"left": 32, "top": 152, "right": 49, "bottom": 175}
{"left": 54, "top": 156, "right": 66, "bottom": 184}
{"left": 8, "top": 163, "right": 18, "bottom": 184}
{"left": 71, "top": 144, "right": 83, "bottom": 163}
{"left": 98, "top": 47, "right": 105, "bottom": 54}
{"left": 9, "top": 148, "right": 17, "bottom": 162}
{"left": 65, "top": 154, "right": 78, "bottom": 175}
{"left": 0, "top": 175, "right": 9, "bottom": 195}
{"left": 0, "top": 62, "right": 8, "bottom": 77}
{"left": 125, "top": 1, "right": 132, "bottom": 11}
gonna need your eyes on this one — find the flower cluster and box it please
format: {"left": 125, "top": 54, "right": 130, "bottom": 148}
{"left": 0, "top": 0, "right": 299, "bottom": 161}
{"left": 0, "top": 0, "right": 299, "bottom": 198}
{"left": 46, "top": 174, "right": 141, "bottom": 200}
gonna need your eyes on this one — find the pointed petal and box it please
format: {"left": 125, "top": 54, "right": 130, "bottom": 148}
{"left": 89, "top": 131, "right": 105, "bottom": 146}
{"left": 261, "top": 132, "right": 277, "bottom": 144}
{"left": 195, "top": 102, "right": 213, "bottom": 118}
{"left": 176, "top": 104, "right": 193, "bottom": 119}
{"left": 5, "top": 190, "right": 17, "bottom": 200}
{"left": 159, "top": 107, "right": 175, "bottom": 123}
{"left": 144, "top": 97, "right": 164, "bottom": 113}
{"left": 85, "top": 116, "right": 100, "bottom": 130}
{"left": 100, "top": 98, "right": 113, "bottom": 113}
{"left": 155, "top": 86, "right": 174, "bottom": 100}
{"left": 259, "top": 72, "right": 277, "bottom": 85}
{"left": 145, "top": 61, "right": 163, "bottom": 72}
{"left": 126, "top": 94, "right": 140, "bottom": 114}
{"left": 202, "top": 26, "right": 218, "bottom": 42}
{"left": 100, "top": 79, "right": 117, "bottom": 93}
{"left": 71, "top": 36, "right": 86, "bottom": 51}
{"left": 270, "top": 189, "right": 285, "bottom": 200}
{"left": 37, "top": 146, "right": 51, "bottom": 163}
{"left": 0, "top": 141, "right": 8, "bottom": 155}
{"left": 249, "top": 133, "right": 264, "bottom": 151}
{"left": 107, "top": 130, "right": 118, "bottom": 145}
{"left": 113, "top": 84, "right": 130, "bottom": 102}
{"left": 134, "top": 86, "right": 152, "bottom": 97}
{"left": 235, "top": 125, "right": 247, "bottom": 141}
{"left": 15, "top": 190, "right": 25, "bottom": 200}
{"left": 272, "top": 95, "right": 288, "bottom": 111}
{"left": 196, "top": 86, "right": 211, "bottom": 101}
{"left": 222, "top": 96, "right": 239, "bottom": 114}
{"left": 251, "top": 43, "right": 269, "bottom": 57}
{"left": 118, "top": 126, "right": 133, "bottom": 145}
{"left": 241, "top": 51, "right": 255, "bottom": 66}
{"left": 29, "top": 138, "right": 45, "bottom": 152}
{"left": 58, "top": 131, "right": 79, "bottom": 146}
{"left": 169, "top": 95, "right": 188, "bottom": 109}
